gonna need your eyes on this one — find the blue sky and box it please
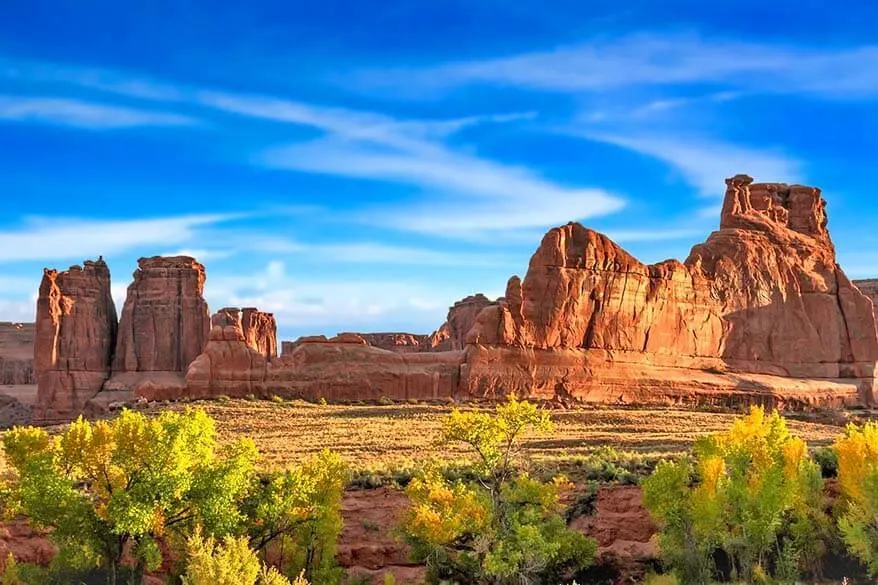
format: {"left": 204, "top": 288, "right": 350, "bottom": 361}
{"left": 2, "top": 1, "right": 878, "bottom": 341}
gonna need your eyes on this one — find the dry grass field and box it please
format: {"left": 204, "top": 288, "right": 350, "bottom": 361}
{"left": 165, "top": 399, "right": 848, "bottom": 478}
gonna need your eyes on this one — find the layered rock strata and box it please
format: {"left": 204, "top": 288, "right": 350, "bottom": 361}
{"left": 464, "top": 175, "right": 878, "bottom": 405}
{"left": 33, "top": 259, "right": 117, "bottom": 420}
{"left": 105, "top": 256, "right": 210, "bottom": 395}
{"left": 241, "top": 308, "right": 278, "bottom": 360}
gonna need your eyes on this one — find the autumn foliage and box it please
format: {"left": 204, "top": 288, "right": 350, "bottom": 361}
{"left": 643, "top": 406, "right": 825, "bottom": 584}
{"left": 0, "top": 409, "right": 344, "bottom": 585}
{"left": 834, "top": 421, "right": 878, "bottom": 575}
{"left": 402, "top": 397, "right": 596, "bottom": 584}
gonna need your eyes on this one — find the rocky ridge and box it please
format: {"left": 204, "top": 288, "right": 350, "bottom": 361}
{"left": 8, "top": 175, "right": 878, "bottom": 422}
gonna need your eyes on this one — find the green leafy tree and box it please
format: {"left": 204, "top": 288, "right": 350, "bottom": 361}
{"left": 402, "top": 396, "right": 596, "bottom": 584}
{"left": 834, "top": 421, "right": 878, "bottom": 575}
{"left": 643, "top": 406, "right": 826, "bottom": 584}
{"left": 1, "top": 409, "right": 258, "bottom": 585}
{"left": 246, "top": 449, "right": 347, "bottom": 584}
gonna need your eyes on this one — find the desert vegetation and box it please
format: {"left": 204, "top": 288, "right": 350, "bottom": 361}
{"left": 1, "top": 400, "right": 877, "bottom": 584}
{"left": 0, "top": 409, "right": 347, "bottom": 585}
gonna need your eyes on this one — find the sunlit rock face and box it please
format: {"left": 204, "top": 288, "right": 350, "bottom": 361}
{"left": 34, "top": 258, "right": 117, "bottom": 421}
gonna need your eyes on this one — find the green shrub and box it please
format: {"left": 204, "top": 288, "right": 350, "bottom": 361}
{"left": 0, "top": 554, "right": 22, "bottom": 585}
{"left": 813, "top": 446, "right": 839, "bottom": 478}
{"left": 642, "top": 406, "right": 826, "bottom": 584}
{"left": 401, "top": 397, "right": 596, "bottom": 584}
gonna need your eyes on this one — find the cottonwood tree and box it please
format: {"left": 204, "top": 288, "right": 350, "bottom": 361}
{"left": 1, "top": 409, "right": 258, "bottom": 585}
{"left": 403, "top": 396, "right": 596, "bottom": 584}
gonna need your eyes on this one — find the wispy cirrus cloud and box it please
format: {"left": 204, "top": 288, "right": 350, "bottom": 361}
{"left": 0, "top": 95, "right": 197, "bottom": 129}
{"left": 0, "top": 214, "right": 237, "bottom": 263}
{"left": 260, "top": 135, "right": 623, "bottom": 238}
{"left": 350, "top": 33, "right": 878, "bottom": 99}
{"left": 579, "top": 132, "right": 801, "bottom": 197}
{"left": 0, "top": 58, "right": 625, "bottom": 238}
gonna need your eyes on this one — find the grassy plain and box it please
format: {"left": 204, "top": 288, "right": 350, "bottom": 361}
{"left": 167, "top": 399, "right": 847, "bottom": 481}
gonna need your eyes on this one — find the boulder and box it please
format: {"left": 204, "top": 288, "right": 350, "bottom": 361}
{"left": 33, "top": 258, "right": 117, "bottom": 421}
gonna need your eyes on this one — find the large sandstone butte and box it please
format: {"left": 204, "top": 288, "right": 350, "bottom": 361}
{"left": 465, "top": 175, "right": 878, "bottom": 406}
{"left": 105, "top": 256, "right": 210, "bottom": 395}
{"left": 33, "top": 259, "right": 117, "bottom": 421}
{"left": 187, "top": 175, "right": 878, "bottom": 408}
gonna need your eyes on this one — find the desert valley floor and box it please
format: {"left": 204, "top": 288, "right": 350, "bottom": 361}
{"left": 166, "top": 399, "right": 846, "bottom": 472}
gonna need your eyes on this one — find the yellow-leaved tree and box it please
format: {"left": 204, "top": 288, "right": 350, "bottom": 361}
{"left": 834, "top": 421, "right": 878, "bottom": 575}
{"left": 1, "top": 409, "right": 258, "bottom": 585}
{"left": 402, "top": 396, "right": 596, "bottom": 584}
{"left": 643, "top": 405, "right": 826, "bottom": 584}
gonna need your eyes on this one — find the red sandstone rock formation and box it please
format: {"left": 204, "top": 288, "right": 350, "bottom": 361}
{"left": 445, "top": 294, "right": 494, "bottom": 350}
{"left": 150, "top": 174, "right": 878, "bottom": 408}
{"left": 465, "top": 175, "right": 878, "bottom": 405}
{"left": 210, "top": 307, "right": 277, "bottom": 360}
{"left": 107, "top": 257, "right": 210, "bottom": 394}
{"left": 34, "top": 259, "right": 117, "bottom": 420}
{"left": 182, "top": 323, "right": 267, "bottom": 400}
{"left": 241, "top": 308, "right": 277, "bottom": 360}
{"left": 0, "top": 323, "right": 35, "bottom": 386}
{"left": 266, "top": 342, "right": 462, "bottom": 401}
{"left": 340, "top": 332, "right": 434, "bottom": 353}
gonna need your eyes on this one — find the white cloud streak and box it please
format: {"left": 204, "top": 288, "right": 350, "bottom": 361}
{"left": 0, "top": 214, "right": 235, "bottom": 263}
{"left": 0, "top": 59, "right": 627, "bottom": 237}
{"left": 0, "top": 95, "right": 197, "bottom": 129}
{"left": 580, "top": 133, "right": 801, "bottom": 198}
{"left": 354, "top": 33, "right": 878, "bottom": 99}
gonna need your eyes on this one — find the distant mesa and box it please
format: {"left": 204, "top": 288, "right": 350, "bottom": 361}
{"left": 0, "top": 174, "right": 876, "bottom": 425}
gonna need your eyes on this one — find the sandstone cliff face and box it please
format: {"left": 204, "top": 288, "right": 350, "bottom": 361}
{"left": 34, "top": 259, "right": 117, "bottom": 420}
{"left": 182, "top": 324, "right": 267, "bottom": 401}
{"left": 111, "top": 256, "right": 210, "bottom": 375}
{"left": 267, "top": 341, "right": 463, "bottom": 402}
{"left": 466, "top": 175, "right": 878, "bottom": 404}
{"left": 242, "top": 308, "right": 277, "bottom": 360}
{"left": 0, "top": 323, "right": 35, "bottom": 386}
{"left": 445, "top": 294, "right": 494, "bottom": 350}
